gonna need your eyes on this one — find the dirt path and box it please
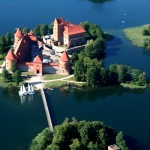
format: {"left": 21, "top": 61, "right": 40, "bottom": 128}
{"left": 25, "top": 74, "right": 85, "bottom": 89}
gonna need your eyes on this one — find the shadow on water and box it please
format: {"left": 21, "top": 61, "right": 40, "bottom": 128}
{"left": 125, "top": 135, "right": 150, "bottom": 150}
{"left": 44, "top": 89, "right": 57, "bottom": 126}
{"left": 87, "top": 0, "right": 113, "bottom": 3}
{"left": 106, "top": 36, "right": 123, "bottom": 57}
{"left": 143, "top": 48, "right": 150, "bottom": 56}
{"left": 72, "top": 86, "right": 147, "bottom": 101}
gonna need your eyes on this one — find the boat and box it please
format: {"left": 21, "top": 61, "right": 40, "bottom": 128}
{"left": 28, "top": 83, "right": 33, "bottom": 94}
{"left": 22, "top": 85, "right": 28, "bottom": 95}
{"left": 27, "top": 83, "right": 35, "bottom": 94}
{"left": 30, "top": 84, "right": 35, "bottom": 94}
{"left": 19, "top": 85, "right": 24, "bottom": 96}
{"left": 19, "top": 84, "right": 35, "bottom": 96}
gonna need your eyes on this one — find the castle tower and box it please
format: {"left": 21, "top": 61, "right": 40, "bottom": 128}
{"left": 14, "top": 28, "right": 23, "bottom": 47}
{"left": 57, "top": 51, "right": 70, "bottom": 75}
{"left": 5, "top": 49, "right": 17, "bottom": 70}
{"left": 53, "top": 17, "right": 66, "bottom": 43}
{"left": 33, "top": 55, "right": 43, "bottom": 75}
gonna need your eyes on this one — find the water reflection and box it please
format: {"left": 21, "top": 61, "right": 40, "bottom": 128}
{"left": 88, "top": 0, "right": 112, "bottom": 3}
{"left": 106, "top": 36, "right": 123, "bottom": 57}
{"left": 72, "top": 86, "right": 147, "bottom": 101}
{"left": 20, "top": 94, "right": 34, "bottom": 105}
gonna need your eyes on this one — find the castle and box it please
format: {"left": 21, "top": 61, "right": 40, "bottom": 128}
{"left": 5, "top": 17, "right": 87, "bottom": 75}
{"left": 5, "top": 28, "right": 70, "bottom": 75}
{"left": 52, "top": 17, "right": 86, "bottom": 47}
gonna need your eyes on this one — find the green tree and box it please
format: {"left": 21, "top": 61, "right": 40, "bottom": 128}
{"left": 97, "top": 128, "right": 108, "bottom": 149}
{"left": 74, "top": 60, "right": 86, "bottom": 81}
{"left": 34, "top": 25, "right": 41, "bottom": 37}
{"left": 30, "top": 128, "right": 52, "bottom": 150}
{"left": 88, "top": 142, "right": 101, "bottom": 150}
{"left": 135, "top": 72, "right": 147, "bottom": 86}
{"left": 40, "top": 24, "right": 48, "bottom": 36}
{"left": 5, "top": 32, "right": 12, "bottom": 46}
{"left": 13, "top": 70, "right": 21, "bottom": 85}
{"left": 22, "top": 27, "right": 29, "bottom": 34}
{"left": 11, "top": 62, "right": 17, "bottom": 73}
{"left": 0, "top": 36, "right": 6, "bottom": 53}
{"left": 99, "top": 67, "right": 110, "bottom": 86}
{"left": 2, "top": 68, "right": 11, "bottom": 82}
{"left": 116, "top": 131, "right": 128, "bottom": 150}
{"left": 30, "top": 119, "right": 128, "bottom": 150}
{"left": 116, "top": 65, "right": 128, "bottom": 83}
{"left": 69, "top": 139, "right": 83, "bottom": 150}
{"left": 70, "top": 52, "right": 79, "bottom": 66}
{"left": 84, "top": 38, "right": 105, "bottom": 59}
{"left": 142, "top": 29, "right": 149, "bottom": 36}
{"left": 86, "top": 66, "right": 98, "bottom": 86}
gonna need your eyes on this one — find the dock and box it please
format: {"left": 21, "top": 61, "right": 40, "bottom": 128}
{"left": 40, "top": 88, "right": 54, "bottom": 133}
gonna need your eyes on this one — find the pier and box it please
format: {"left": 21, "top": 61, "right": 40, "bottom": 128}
{"left": 40, "top": 88, "right": 54, "bottom": 133}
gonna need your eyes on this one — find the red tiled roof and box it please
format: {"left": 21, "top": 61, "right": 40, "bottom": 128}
{"left": 14, "top": 28, "right": 23, "bottom": 38}
{"left": 59, "top": 51, "right": 69, "bottom": 62}
{"left": 63, "top": 25, "right": 86, "bottom": 35}
{"left": 28, "top": 30, "right": 37, "bottom": 41}
{"left": 55, "top": 17, "right": 73, "bottom": 27}
{"left": 55, "top": 17, "right": 63, "bottom": 24}
{"left": 5, "top": 49, "right": 17, "bottom": 61}
{"left": 33, "top": 55, "right": 42, "bottom": 63}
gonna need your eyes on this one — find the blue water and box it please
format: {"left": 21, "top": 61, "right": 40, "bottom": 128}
{"left": 0, "top": 0, "right": 150, "bottom": 149}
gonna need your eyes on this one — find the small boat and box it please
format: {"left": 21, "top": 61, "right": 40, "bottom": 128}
{"left": 23, "top": 85, "right": 28, "bottom": 95}
{"left": 28, "top": 83, "right": 33, "bottom": 95}
{"left": 27, "top": 83, "right": 35, "bottom": 94}
{"left": 31, "top": 84, "right": 35, "bottom": 94}
{"left": 19, "top": 85, "right": 24, "bottom": 96}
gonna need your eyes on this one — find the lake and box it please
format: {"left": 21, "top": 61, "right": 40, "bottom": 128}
{"left": 0, "top": 0, "right": 150, "bottom": 149}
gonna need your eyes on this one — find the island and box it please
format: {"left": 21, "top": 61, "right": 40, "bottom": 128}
{"left": 0, "top": 18, "right": 148, "bottom": 90}
{"left": 124, "top": 24, "right": 150, "bottom": 50}
{"left": 30, "top": 118, "right": 128, "bottom": 150}
{"left": 0, "top": 17, "right": 145, "bottom": 150}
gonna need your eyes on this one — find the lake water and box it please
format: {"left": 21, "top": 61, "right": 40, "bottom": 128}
{"left": 0, "top": 0, "right": 150, "bottom": 149}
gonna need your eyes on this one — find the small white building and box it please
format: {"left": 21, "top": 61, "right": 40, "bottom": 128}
{"left": 108, "top": 144, "right": 120, "bottom": 150}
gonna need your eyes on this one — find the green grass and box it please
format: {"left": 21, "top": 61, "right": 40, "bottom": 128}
{"left": 71, "top": 82, "right": 87, "bottom": 87}
{"left": 43, "top": 74, "right": 68, "bottom": 80}
{"left": 124, "top": 24, "right": 150, "bottom": 49}
{"left": 121, "top": 83, "right": 147, "bottom": 89}
{"left": 45, "top": 81, "right": 68, "bottom": 88}
{"left": 0, "top": 76, "right": 18, "bottom": 88}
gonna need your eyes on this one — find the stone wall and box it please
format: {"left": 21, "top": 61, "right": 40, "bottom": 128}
{"left": 43, "top": 64, "right": 59, "bottom": 74}
{"left": 67, "top": 45, "right": 85, "bottom": 54}
{"left": 17, "top": 62, "right": 59, "bottom": 74}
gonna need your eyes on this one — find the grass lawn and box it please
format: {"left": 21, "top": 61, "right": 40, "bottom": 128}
{"left": 45, "top": 81, "right": 68, "bottom": 88}
{"left": 124, "top": 24, "right": 150, "bottom": 49}
{"left": 43, "top": 74, "right": 68, "bottom": 80}
{"left": 121, "top": 83, "right": 147, "bottom": 89}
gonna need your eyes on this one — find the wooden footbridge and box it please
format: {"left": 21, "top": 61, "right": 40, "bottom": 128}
{"left": 40, "top": 88, "right": 54, "bottom": 133}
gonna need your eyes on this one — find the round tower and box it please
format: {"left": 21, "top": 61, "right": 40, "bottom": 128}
{"left": 5, "top": 49, "right": 17, "bottom": 70}
{"left": 58, "top": 51, "right": 70, "bottom": 75}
